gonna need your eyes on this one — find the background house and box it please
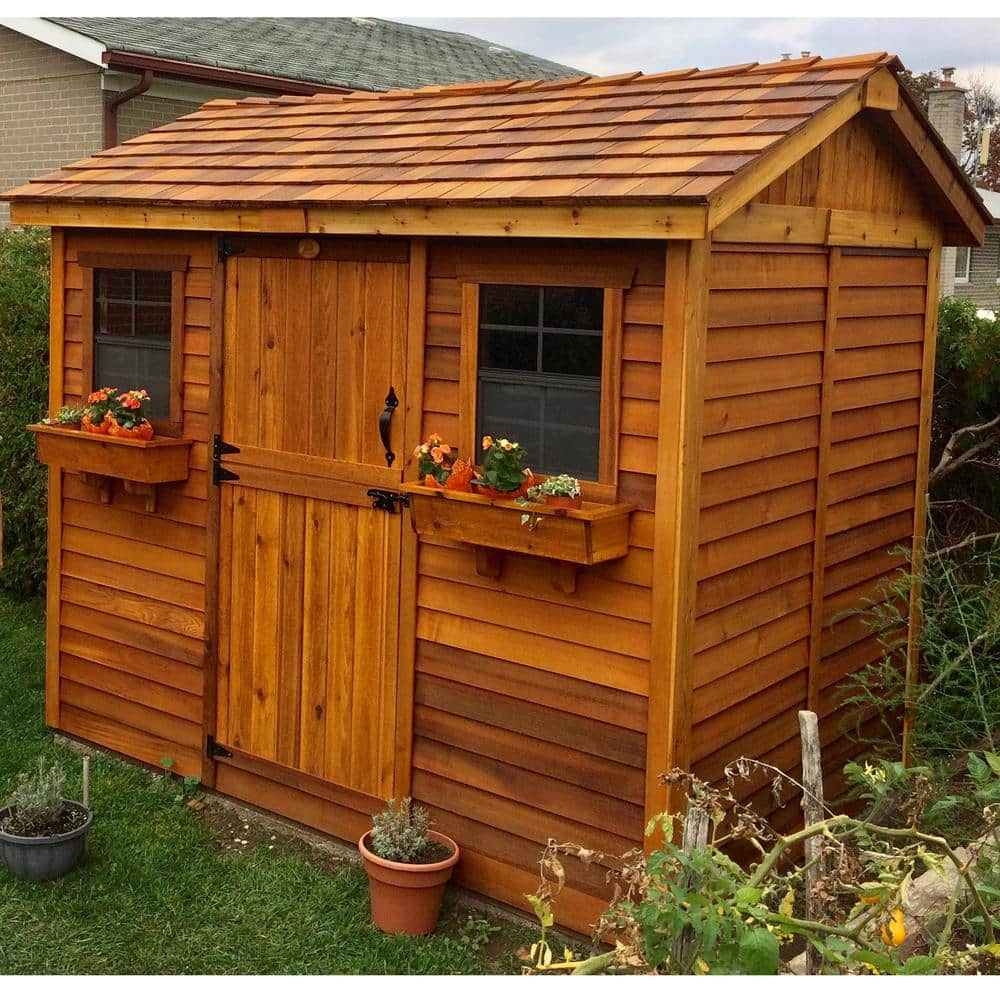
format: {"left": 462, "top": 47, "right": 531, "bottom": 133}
{"left": 954, "top": 187, "right": 999, "bottom": 310}
{"left": 927, "top": 72, "right": 1000, "bottom": 308}
{"left": 0, "top": 16, "right": 577, "bottom": 225}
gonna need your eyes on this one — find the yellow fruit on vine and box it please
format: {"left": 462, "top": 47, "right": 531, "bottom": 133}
{"left": 880, "top": 907, "right": 906, "bottom": 947}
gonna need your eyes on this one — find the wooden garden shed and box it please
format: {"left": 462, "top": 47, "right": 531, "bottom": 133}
{"left": 4, "top": 51, "right": 989, "bottom": 931}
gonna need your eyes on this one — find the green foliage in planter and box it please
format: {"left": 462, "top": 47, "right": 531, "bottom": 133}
{"left": 369, "top": 797, "right": 447, "bottom": 864}
{"left": 2, "top": 757, "right": 66, "bottom": 836}
{"left": 475, "top": 435, "right": 530, "bottom": 494}
{"left": 0, "top": 227, "right": 50, "bottom": 597}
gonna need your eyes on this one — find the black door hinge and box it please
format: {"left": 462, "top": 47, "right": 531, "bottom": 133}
{"left": 213, "top": 434, "right": 240, "bottom": 485}
{"left": 367, "top": 488, "right": 410, "bottom": 514}
{"left": 206, "top": 734, "right": 233, "bottom": 759}
{"left": 218, "top": 239, "right": 246, "bottom": 261}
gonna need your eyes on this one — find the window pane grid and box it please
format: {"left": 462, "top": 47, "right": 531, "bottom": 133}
{"left": 93, "top": 268, "right": 172, "bottom": 421}
{"left": 477, "top": 284, "right": 603, "bottom": 481}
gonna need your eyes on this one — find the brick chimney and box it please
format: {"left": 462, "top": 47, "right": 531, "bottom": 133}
{"left": 927, "top": 67, "right": 968, "bottom": 296}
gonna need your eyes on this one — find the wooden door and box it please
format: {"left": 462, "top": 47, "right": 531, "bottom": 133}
{"left": 215, "top": 244, "right": 409, "bottom": 799}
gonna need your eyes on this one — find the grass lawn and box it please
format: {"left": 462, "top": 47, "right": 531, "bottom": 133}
{"left": 0, "top": 594, "right": 532, "bottom": 974}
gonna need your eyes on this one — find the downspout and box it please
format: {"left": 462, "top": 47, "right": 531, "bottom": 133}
{"left": 103, "top": 69, "right": 154, "bottom": 148}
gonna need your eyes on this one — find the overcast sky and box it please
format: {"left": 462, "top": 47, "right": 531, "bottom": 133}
{"left": 404, "top": 18, "right": 1000, "bottom": 91}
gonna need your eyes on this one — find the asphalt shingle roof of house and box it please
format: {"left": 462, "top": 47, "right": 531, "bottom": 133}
{"left": 8, "top": 52, "right": 916, "bottom": 208}
{"left": 48, "top": 17, "right": 580, "bottom": 92}
{"left": 976, "top": 187, "right": 1000, "bottom": 222}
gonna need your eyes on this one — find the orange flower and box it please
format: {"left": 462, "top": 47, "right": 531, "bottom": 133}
{"left": 430, "top": 446, "right": 446, "bottom": 464}
{"left": 482, "top": 435, "right": 493, "bottom": 450}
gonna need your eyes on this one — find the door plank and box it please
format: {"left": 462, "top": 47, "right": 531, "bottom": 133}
{"left": 299, "top": 497, "right": 332, "bottom": 776}
{"left": 275, "top": 495, "right": 306, "bottom": 768}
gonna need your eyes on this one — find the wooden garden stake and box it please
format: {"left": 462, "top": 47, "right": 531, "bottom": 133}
{"left": 798, "top": 710, "right": 825, "bottom": 974}
{"left": 672, "top": 804, "right": 709, "bottom": 972}
{"left": 82, "top": 755, "right": 90, "bottom": 810}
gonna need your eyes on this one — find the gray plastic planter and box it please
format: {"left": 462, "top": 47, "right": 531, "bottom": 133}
{"left": 0, "top": 800, "right": 92, "bottom": 881}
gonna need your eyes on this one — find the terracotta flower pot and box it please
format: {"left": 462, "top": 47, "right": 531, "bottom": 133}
{"left": 544, "top": 493, "right": 583, "bottom": 510}
{"left": 81, "top": 412, "right": 111, "bottom": 434}
{"left": 474, "top": 474, "right": 536, "bottom": 501}
{"left": 358, "top": 830, "right": 460, "bottom": 935}
{"left": 108, "top": 417, "right": 154, "bottom": 441}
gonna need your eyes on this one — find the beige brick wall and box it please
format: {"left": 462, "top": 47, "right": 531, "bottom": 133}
{"left": 952, "top": 226, "right": 1000, "bottom": 311}
{"left": 117, "top": 92, "right": 203, "bottom": 143}
{"left": 0, "top": 25, "right": 103, "bottom": 226}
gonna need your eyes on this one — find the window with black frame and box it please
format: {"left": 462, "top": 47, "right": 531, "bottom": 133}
{"left": 477, "top": 284, "right": 603, "bottom": 481}
{"left": 93, "top": 268, "right": 172, "bottom": 421}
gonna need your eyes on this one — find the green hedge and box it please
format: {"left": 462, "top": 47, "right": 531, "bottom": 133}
{"left": 933, "top": 297, "right": 1000, "bottom": 523}
{"left": 0, "top": 228, "right": 50, "bottom": 598}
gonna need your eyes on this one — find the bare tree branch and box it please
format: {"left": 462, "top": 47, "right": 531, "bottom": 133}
{"left": 928, "top": 412, "right": 1000, "bottom": 485}
{"left": 930, "top": 531, "right": 1000, "bottom": 559}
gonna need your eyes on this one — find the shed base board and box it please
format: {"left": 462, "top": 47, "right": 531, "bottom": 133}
{"left": 212, "top": 758, "right": 606, "bottom": 934}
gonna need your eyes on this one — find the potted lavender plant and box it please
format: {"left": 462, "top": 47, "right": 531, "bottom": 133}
{"left": 358, "top": 798, "right": 459, "bottom": 935}
{"left": 0, "top": 759, "right": 92, "bottom": 881}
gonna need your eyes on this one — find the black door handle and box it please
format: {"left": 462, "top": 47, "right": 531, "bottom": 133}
{"left": 379, "top": 386, "right": 399, "bottom": 467}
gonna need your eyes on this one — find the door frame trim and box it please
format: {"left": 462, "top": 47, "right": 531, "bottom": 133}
{"left": 201, "top": 238, "right": 227, "bottom": 787}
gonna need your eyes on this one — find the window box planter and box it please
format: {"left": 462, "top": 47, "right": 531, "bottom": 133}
{"left": 28, "top": 424, "right": 193, "bottom": 512}
{"left": 404, "top": 483, "right": 634, "bottom": 594}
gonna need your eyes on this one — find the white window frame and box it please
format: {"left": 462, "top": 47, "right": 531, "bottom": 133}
{"left": 955, "top": 246, "right": 971, "bottom": 284}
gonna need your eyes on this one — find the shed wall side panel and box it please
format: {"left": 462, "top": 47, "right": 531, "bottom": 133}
{"left": 693, "top": 244, "right": 927, "bottom": 829}
{"left": 692, "top": 112, "right": 938, "bottom": 825}
{"left": 53, "top": 230, "right": 215, "bottom": 775}
{"left": 412, "top": 238, "right": 662, "bottom": 908}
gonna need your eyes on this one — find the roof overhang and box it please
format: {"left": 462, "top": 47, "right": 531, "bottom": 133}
{"left": 102, "top": 50, "right": 352, "bottom": 96}
{"left": 0, "top": 16, "right": 105, "bottom": 65}
{"left": 882, "top": 74, "right": 991, "bottom": 246}
{"left": 7, "top": 200, "right": 712, "bottom": 240}
{"left": 976, "top": 187, "right": 1000, "bottom": 224}
{"left": 0, "top": 17, "right": 350, "bottom": 96}
{"left": 705, "top": 66, "right": 990, "bottom": 247}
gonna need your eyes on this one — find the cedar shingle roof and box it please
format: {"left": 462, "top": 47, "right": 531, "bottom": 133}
{"left": 48, "top": 17, "right": 579, "bottom": 92}
{"left": 7, "top": 52, "right": 905, "bottom": 207}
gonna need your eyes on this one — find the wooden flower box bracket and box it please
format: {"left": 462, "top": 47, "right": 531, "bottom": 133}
{"left": 404, "top": 484, "right": 635, "bottom": 594}
{"left": 28, "top": 424, "right": 193, "bottom": 513}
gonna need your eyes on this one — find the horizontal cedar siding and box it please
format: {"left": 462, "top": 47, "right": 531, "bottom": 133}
{"left": 693, "top": 244, "right": 826, "bottom": 778}
{"left": 56, "top": 230, "right": 214, "bottom": 775}
{"left": 815, "top": 253, "right": 926, "bottom": 727}
{"left": 413, "top": 238, "right": 661, "bottom": 897}
{"left": 692, "top": 240, "right": 928, "bottom": 802}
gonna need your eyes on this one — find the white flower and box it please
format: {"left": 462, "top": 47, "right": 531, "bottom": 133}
{"left": 976, "top": 308, "right": 996, "bottom": 321}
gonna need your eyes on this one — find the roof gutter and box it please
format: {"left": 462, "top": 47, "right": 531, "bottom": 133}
{"left": 104, "top": 50, "right": 354, "bottom": 96}
{"left": 103, "top": 69, "right": 154, "bottom": 148}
